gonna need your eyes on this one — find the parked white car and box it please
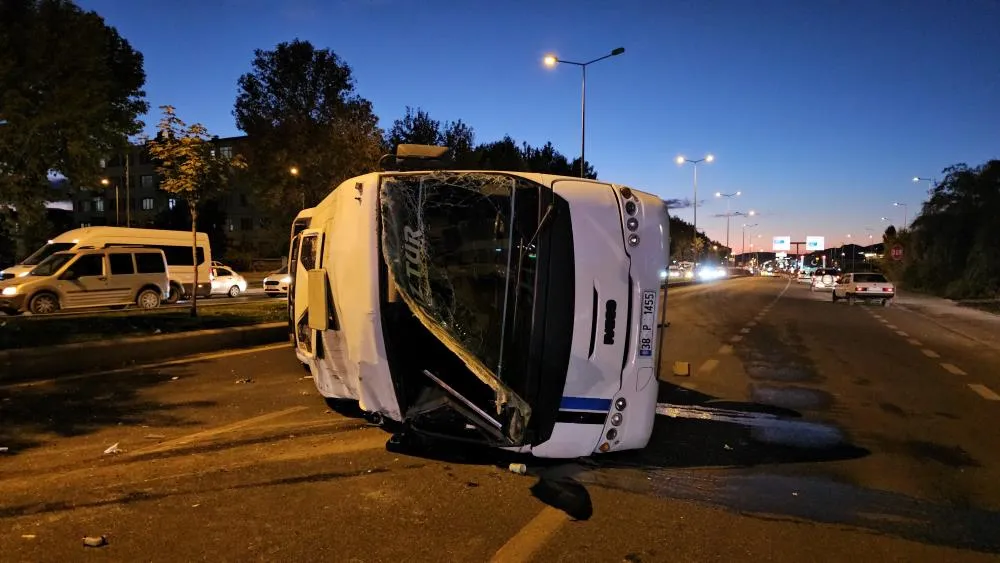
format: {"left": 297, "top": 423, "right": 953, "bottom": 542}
{"left": 832, "top": 272, "right": 895, "bottom": 306}
{"left": 210, "top": 265, "right": 247, "bottom": 297}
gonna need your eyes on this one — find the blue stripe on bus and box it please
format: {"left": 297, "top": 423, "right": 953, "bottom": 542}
{"left": 559, "top": 396, "right": 613, "bottom": 412}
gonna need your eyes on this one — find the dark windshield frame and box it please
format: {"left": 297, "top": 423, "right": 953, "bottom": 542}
{"left": 376, "top": 171, "right": 574, "bottom": 445}
{"left": 29, "top": 252, "right": 76, "bottom": 276}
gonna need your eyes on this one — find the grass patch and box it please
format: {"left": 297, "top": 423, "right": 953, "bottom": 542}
{"left": 958, "top": 301, "right": 1000, "bottom": 315}
{"left": 0, "top": 300, "right": 286, "bottom": 351}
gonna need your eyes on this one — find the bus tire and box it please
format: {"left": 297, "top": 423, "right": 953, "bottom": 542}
{"left": 164, "top": 282, "right": 182, "bottom": 304}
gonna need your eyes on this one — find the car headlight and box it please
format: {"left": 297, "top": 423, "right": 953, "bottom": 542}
{"left": 280, "top": 276, "right": 292, "bottom": 284}
{"left": 2, "top": 286, "right": 18, "bottom": 296}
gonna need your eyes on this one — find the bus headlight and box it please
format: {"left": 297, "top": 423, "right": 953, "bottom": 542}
{"left": 610, "top": 412, "right": 623, "bottom": 426}
{"left": 606, "top": 428, "right": 618, "bottom": 441}
{"left": 624, "top": 201, "right": 637, "bottom": 215}
{"left": 615, "top": 397, "right": 627, "bottom": 411}
{"left": 626, "top": 217, "right": 639, "bottom": 231}
{"left": 2, "top": 286, "right": 18, "bottom": 296}
{"left": 627, "top": 234, "right": 640, "bottom": 247}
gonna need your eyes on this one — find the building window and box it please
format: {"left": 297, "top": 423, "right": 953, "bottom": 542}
{"left": 93, "top": 198, "right": 104, "bottom": 213}
{"left": 141, "top": 197, "right": 155, "bottom": 210}
{"left": 168, "top": 198, "right": 177, "bottom": 210}
{"left": 240, "top": 217, "right": 253, "bottom": 231}
{"left": 240, "top": 194, "right": 248, "bottom": 207}
{"left": 140, "top": 174, "right": 154, "bottom": 189}
{"left": 220, "top": 146, "right": 233, "bottom": 159}
{"left": 81, "top": 200, "right": 91, "bottom": 212}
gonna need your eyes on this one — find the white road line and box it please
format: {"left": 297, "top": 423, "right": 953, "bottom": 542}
{"left": 717, "top": 344, "right": 734, "bottom": 355}
{"left": 698, "top": 359, "right": 720, "bottom": 374}
{"left": 940, "top": 363, "right": 967, "bottom": 376}
{"left": 1, "top": 342, "right": 293, "bottom": 390}
{"left": 968, "top": 384, "right": 1000, "bottom": 401}
{"left": 895, "top": 330, "right": 909, "bottom": 337}
{"left": 886, "top": 324, "right": 898, "bottom": 330}
{"left": 740, "top": 328, "right": 751, "bottom": 334}
{"left": 131, "top": 406, "right": 308, "bottom": 456}
{"left": 922, "top": 349, "right": 941, "bottom": 358}
{"left": 907, "top": 338, "right": 922, "bottom": 346}
{"left": 730, "top": 335, "right": 744, "bottom": 343}
{"left": 747, "top": 321, "right": 757, "bottom": 327}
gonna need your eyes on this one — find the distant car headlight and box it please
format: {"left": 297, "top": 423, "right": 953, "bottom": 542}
{"left": 280, "top": 276, "right": 292, "bottom": 284}
{"left": 660, "top": 270, "right": 668, "bottom": 279}
{"left": 684, "top": 271, "right": 693, "bottom": 279}
{"left": 2, "top": 286, "right": 18, "bottom": 296}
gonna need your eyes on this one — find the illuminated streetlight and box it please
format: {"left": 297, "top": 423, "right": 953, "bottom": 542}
{"left": 676, "top": 154, "right": 715, "bottom": 258}
{"left": 542, "top": 47, "right": 625, "bottom": 177}
{"left": 289, "top": 166, "right": 299, "bottom": 176}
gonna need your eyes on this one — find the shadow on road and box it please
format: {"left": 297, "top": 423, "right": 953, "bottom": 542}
{"left": 0, "top": 365, "right": 215, "bottom": 454}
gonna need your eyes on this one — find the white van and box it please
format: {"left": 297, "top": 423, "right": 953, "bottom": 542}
{"left": 0, "top": 227, "right": 212, "bottom": 303}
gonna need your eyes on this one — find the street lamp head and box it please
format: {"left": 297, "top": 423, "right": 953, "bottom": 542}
{"left": 893, "top": 202, "right": 902, "bottom": 207}
{"left": 675, "top": 155, "right": 685, "bottom": 165}
{"left": 714, "top": 191, "right": 722, "bottom": 198}
{"left": 735, "top": 191, "right": 741, "bottom": 196}
{"left": 748, "top": 209, "right": 756, "bottom": 216}
{"left": 610, "top": 47, "right": 625, "bottom": 56}
{"left": 289, "top": 166, "right": 299, "bottom": 176}
{"left": 543, "top": 54, "right": 558, "bottom": 67}
{"left": 705, "top": 154, "right": 715, "bottom": 163}
{"left": 881, "top": 216, "right": 888, "bottom": 221}
{"left": 912, "top": 177, "right": 920, "bottom": 182}
{"left": 100, "top": 178, "right": 109, "bottom": 186}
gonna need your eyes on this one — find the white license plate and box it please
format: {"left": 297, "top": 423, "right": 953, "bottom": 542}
{"left": 639, "top": 290, "right": 657, "bottom": 357}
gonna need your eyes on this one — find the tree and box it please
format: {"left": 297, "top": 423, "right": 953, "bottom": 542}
{"left": 387, "top": 106, "right": 442, "bottom": 148}
{"left": 148, "top": 106, "right": 246, "bottom": 317}
{"left": 233, "top": 39, "right": 383, "bottom": 241}
{"left": 0, "top": 0, "right": 147, "bottom": 230}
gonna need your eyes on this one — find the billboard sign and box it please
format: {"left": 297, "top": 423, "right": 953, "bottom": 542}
{"left": 772, "top": 236, "right": 790, "bottom": 251}
{"left": 805, "top": 236, "right": 825, "bottom": 251}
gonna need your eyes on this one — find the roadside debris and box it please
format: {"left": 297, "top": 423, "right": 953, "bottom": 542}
{"left": 508, "top": 463, "right": 527, "bottom": 475}
{"left": 82, "top": 535, "right": 108, "bottom": 547}
{"left": 103, "top": 443, "right": 123, "bottom": 455}
{"left": 144, "top": 434, "right": 166, "bottom": 440}
{"left": 21, "top": 534, "right": 35, "bottom": 539}
{"left": 170, "top": 376, "right": 179, "bottom": 381}
{"left": 672, "top": 361, "right": 691, "bottom": 377}
{"left": 235, "top": 377, "right": 254, "bottom": 384}
{"left": 0, "top": 446, "right": 9, "bottom": 453}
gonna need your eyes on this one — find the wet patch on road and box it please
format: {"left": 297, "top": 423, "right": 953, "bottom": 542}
{"left": 749, "top": 384, "right": 834, "bottom": 411}
{"left": 581, "top": 469, "right": 1000, "bottom": 555}
{"left": 901, "top": 440, "right": 981, "bottom": 468}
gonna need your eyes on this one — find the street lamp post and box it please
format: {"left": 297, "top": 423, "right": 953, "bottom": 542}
{"left": 912, "top": 176, "right": 935, "bottom": 193}
{"left": 892, "top": 202, "right": 908, "bottom": 227}
{"left": 715, "top": 191, "right": 741, "bottom": 259}
{"left": 676, "top": 154, "right": 714, "bottom": 258}
{"left": 290, "top": 166, "right": 302, "bottom": 208}
{"left": 544, "top": 47, "right": 625, "bottom": 178}
{"left": 742, "top": 222, "right": 758, "bottom": 264}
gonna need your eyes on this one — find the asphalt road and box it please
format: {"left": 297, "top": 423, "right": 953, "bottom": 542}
{"left": 1, "top": 277, "right": 999, "bottom": 562}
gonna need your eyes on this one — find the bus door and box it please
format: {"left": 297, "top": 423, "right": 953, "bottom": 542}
{"left": 294, "top": 229, "right": 325, "bottom": 359}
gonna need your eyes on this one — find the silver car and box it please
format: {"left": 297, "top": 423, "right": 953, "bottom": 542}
{"left": 210, "top": 265, "right": 248, "bottom": 297}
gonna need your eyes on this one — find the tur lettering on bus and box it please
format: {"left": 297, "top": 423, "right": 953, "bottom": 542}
{"left": 403, "top": 225, "right": 423, "bottom": 282}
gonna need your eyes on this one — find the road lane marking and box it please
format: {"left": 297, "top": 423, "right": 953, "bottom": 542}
{"left": 740, "top": 328, "right": 751, "bottom": 334}
{"left": 490, "top": 507, "right": 568, "bottom": 563}
{"left": 747, "top": 321, "right": 757, "bottom": 327}
{"left": 1, "top": 342, "right": 294, "bottom": 390}
{"left": 940, "top": 363, "right": 967, "bottom": 376}
{"left": 968, "top": 384, "right": 1000, "bottom": 401}
{"left": 131, "top": 407, "right": 308, "bottom": 456}
{"left": 717, "top": 344, "right": 734, "bottom": 355}
{"left": 921, "top": 349, "right": 941, "bottom": 358}
{"left": 895, "top": 330, "right": 909, "bottom": 337}
{"left": 907, "top": 338, "right": 922, "bottom": 346}
{"left": 698, "top": 359, "right": 720, "bottom": 374}
{"left": 730, "top": 335, "right": 743, "bottom": 343}
{"left": 886, "top": 324, "right": 898, "bottom": 330}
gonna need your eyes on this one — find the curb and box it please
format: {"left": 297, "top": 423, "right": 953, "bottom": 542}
{"left": 0, "top": 322, "right": 288, "bottom": 383}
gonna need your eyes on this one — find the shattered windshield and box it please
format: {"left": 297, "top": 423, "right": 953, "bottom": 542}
{"left": 379, "top": 171, "right": 542, "bottom": 417}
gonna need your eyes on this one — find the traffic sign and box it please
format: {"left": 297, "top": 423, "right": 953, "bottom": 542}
{"left": 805, "top": 236, "right": 825, "bottom": 251}
{"left": 891, "top": 244, "right": 903, "bottom": 261}
{"left": 772, "top": 236, "right": 790, "bottom": 251}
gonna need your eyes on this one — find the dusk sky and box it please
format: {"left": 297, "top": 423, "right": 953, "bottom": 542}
{"left": 79, "top": 0, "right": 999, "bottom": 252}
